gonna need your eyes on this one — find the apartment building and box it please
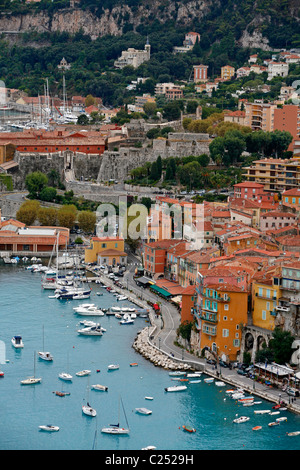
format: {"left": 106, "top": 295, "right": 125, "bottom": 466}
{"left": 221, "top": 65, "right": 235, "bottom": 81}
{"left": 243, "top": 157, "right": 300, "bottom": 192}
{"left": 165, "top": 87, "right": 183, "bottom": 101}
{"left": 267, "top": 61, "right": 289, "bottom": 80}
{"left": 193, "top": 65, "right": 209, "bottom": 83}
{"left": 273, "top": 104, "right": 300, "bottom": 152}
{"left": 194, "top": 269, "right": 248, "bottom": 362}
{"left": 244, "top": 101, "right": 276, "bottom": 132}
{"left": 155, "top": 83, "right": 176, "bottom": 95}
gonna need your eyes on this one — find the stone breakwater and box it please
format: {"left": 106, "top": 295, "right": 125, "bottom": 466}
{"left": 133, "top": 327, "right": 192, "bottom": 371}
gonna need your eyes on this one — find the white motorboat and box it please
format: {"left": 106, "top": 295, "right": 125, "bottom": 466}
{"left": 231, "top": 392, "right": 245, "bottom": 400}
{"left": 164, "top": 385, "right": 187, "bottom": 392}
{"left": 254, "top": 410, "right": 270, "bottom": 415}
{"left": 287, "top": 431, "right": 300, "bottom": 436}
{"left": 38, "top": 352, "right": 54, "bottom": 361}
{"left": 276, "top": 417, "right": 287, "bottom": 422}
{"left": 73, "top": 293, "right": 91, "bottom": 300}
{"left": 78, "top": 320, "right": 98, "bottom": 327}
{"left": 233, "top": 416, "right": 250, "bottom": 424}
{"left": 74, "top": 303, "right": 95, "bottom": 309}
{"left": 169, "top": 371, "right": 186, "bottom": 377}
{"left": 117, "top": 295, "right": 128, "bottom": 301}
{"left": 82, "top": 404, "right": 97, "bottom": 417}
{"left": 204, "top": 377, "right": 214, "bottom": 383}
{"left": 215, "top": 381, "right": 225, "bottom": 387}
{"left": 108, "top": 364, "right": 119, "bottom": 371}
{"left": 187, "top": 372, "right": 202, "bottom": 378}
{"left": 74, "top": 305, "right": 105, "bottom": 316}
{"left": 135, "top": 407, "right": 152, "bottom": 415}
{"left": 119, "top": 314, "right": 134, "bottom": 325}
{"left": 59, "top": 372, "right": 73, "bottom": 381}
{"left": 11, "top": 336, "right": 24, "bottom": 349}
{"left": 189, "top": 379, "right": 201, "bottom": 384}
{"left": 39, "top": 425, "right": 59, "bottom": 432}
{"left": 91, "top": 384, "right": 108, "bottom": 391}
{"left": 77, "top": 326, "right": 103, "bottom": 336}
{"left": 76, "top": 370, "right": 91, "bottom": 377}
{"left": 141, "top": 446, "right": 157, "bottom": 450}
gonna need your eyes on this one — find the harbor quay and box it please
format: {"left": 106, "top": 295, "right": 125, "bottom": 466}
{"left": 87, "top": 266, "right": 300, "bottom": 416}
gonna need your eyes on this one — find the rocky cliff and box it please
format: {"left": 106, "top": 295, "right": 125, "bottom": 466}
{"left": 0, "top": 1, "right": 214, "bottom": 40}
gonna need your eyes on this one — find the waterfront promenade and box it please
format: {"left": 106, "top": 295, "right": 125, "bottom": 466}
{"left": 86, "top": 260, "right": 300, "bottom": 416}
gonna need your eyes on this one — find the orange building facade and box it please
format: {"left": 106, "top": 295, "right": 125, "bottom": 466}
{"left": 0, "top": 129, "right": 106, "bottom": 155}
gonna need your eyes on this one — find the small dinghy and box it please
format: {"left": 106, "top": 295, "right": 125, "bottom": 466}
{"left": 135, "top": 407, "right": 152, "bottom": 415}
{"left": 91, "top": 384, "right": 108, "bottom": 391}
{"left": 39, "top": 425, "right": 59, "bottom": 432}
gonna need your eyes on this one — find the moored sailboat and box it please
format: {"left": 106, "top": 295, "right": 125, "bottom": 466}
{"left": 101, "top": 396, "right": 129, "bottom": 435}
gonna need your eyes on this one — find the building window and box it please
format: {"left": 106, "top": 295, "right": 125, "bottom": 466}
{"left": 101, "top": 243, "right": 106, "bottom": 248}
{"left": 224, "top": 304, "right": 229, "bottom": 311}
{"left": 222, "top": 329, "right": 229, "bottom": 337}
{"left": 262, "top": 310, "right": 266, "bottom": 320}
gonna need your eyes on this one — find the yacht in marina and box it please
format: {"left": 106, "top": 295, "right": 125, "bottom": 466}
{"left": 73, "top": 305, "right": 105, "bottom": 316}
{"left": 77, "top": 325, "right": 103, "bottom": 336}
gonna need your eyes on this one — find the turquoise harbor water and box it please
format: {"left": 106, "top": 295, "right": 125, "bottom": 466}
{"left": 0, "top": 265, "right": 300, "bottom": 451}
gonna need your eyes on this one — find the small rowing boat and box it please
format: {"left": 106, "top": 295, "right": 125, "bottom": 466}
{"left": 53, "top": 391, "right": 70, "bottom": 397}
{"left": 182, "top": 425, "right": 196, "bottom": 433}
{"left": 252, "top": 426, "right": 262, "bottom": 431}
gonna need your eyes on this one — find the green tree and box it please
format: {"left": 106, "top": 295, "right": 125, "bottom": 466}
{"left": 150, "top": 161, "right": 159, "bottom": 181}
{"left": 77, "top": 114, "right": 90, "bottom": 125}
{"left": 39, "top": 186, "right": 57, "bottom": 202}
{"left": 25, "top": 172, "right": 48, "bottom": 198}
{"left": 156, "top": 156, "right": 162, "bottom": 178}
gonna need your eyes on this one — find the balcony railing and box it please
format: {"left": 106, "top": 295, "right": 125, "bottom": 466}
{"left": 202, "top": 324, "right": 217, "bottom": 336}
{"left": 199, "top": 312, "right": 218, "bottom": 323}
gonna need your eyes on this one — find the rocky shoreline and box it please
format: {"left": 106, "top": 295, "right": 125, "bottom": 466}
{"left": 133, "top": 327, "right": 193, "bottom": 371}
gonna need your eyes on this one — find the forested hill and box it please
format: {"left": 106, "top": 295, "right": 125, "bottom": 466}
{"left": 0, "top": 0, "right": 299, "bottom": 49}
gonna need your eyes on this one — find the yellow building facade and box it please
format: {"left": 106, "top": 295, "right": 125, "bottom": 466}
{"left": 84, "top": 237, "right": 127, "bottom": 265}
{"left": 251, "top": 279, "right": 281, "bottom": 331}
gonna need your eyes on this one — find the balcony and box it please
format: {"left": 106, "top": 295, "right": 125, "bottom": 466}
{"left": 255, "top": 293, "right": 276, "bottom": 300}
{"left": 200, "top": 312, "right": 218, "bottom": 323}
{"left": 202, "top": 324, "right": 217, "bottom": 336}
